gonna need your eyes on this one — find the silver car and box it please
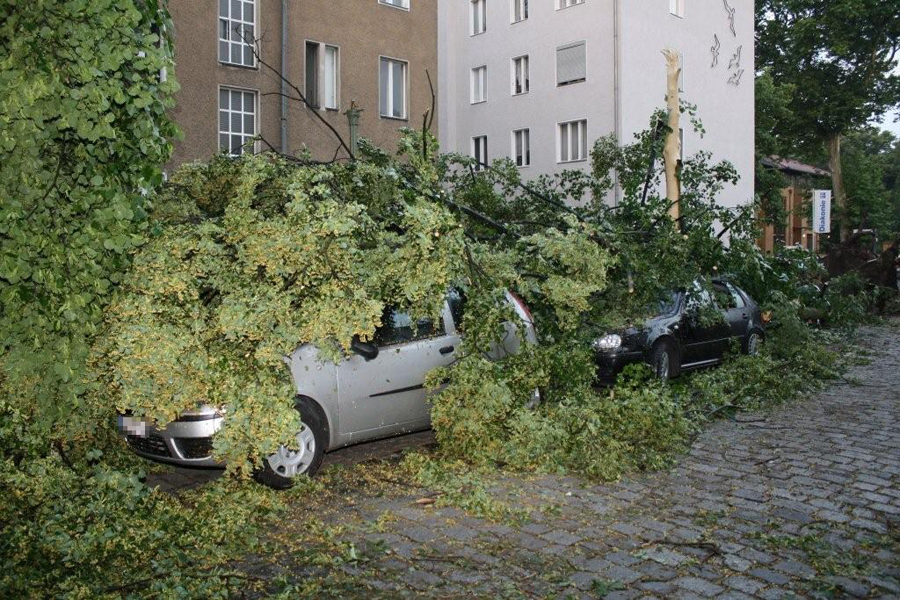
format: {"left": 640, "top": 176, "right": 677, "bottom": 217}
{"left": 118, "top": 291, "right": 537, "bottom": 488}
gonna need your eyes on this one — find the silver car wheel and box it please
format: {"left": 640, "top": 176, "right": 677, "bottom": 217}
{"left": 747, "top": 332, "right": 762, "bottom": 356}
{"left": 266, "top": 425, "right": 316, "bottom": 479}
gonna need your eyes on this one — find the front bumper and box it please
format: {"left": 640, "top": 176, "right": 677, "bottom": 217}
{"left": 594, "top": 349, "right": 645, "bottom": 385}
{"left": 117, "top": 409, "right": 225, "bottom": 468}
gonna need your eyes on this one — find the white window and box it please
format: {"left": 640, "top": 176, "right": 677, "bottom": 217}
{"left": 472, "top": 135, "right": 488, "bottom": 170}
{"left": 471, "top": 0, "right": 486, "bottom": 35}
{"left": 558, "top": 0, "right": 584, "bottom": 9}
{"left": 557, "top": 42, "right": 586, "bottom": 86}
{"left": 305, "top": 42, "right": 339, "bottom": 110}
{"left": 380, "top": 57, "right": 408, "bottom": 119}
{"left": 513, "top": 128, "right": 530, "bottom": 167}
{"left": 219, "top": 0, "right": 256, "bottom": 67}
{"left": 512, "top": 0, "right": 528, "bottom": 22}
{"left": 670, "top": 0, "right": 684, "bottom": 18}
{"left": 379, "top": 0, "right": 410, "bottom": 9}
{"left": 471, "top": 66, "right": 487, "bottom": 103}
{"left": 219, "top": 87, "right": 257, "bottom": 156}
{"left": 558, "top": 119, "right": 587, "bottom": 163}
{"left": 512, "top": 55, "right": 529, "bottom": 95}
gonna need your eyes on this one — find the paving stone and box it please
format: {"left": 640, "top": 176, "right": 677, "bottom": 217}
{"left": 724, "top": 575, "right": 766, "bottom": 594}
{"left": 749, "top": 567, "right": 792, "bottom": 586}
{"left": 541, "top": 530, "right": 582, "bottom": 546}
{"left": 221, "top": 323, "right": 900, "bottom": 599}
{"left": 672, "top": 576, "right": 724, "bottom": 597}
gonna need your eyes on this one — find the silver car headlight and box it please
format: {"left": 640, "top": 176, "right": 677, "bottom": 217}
{"left": 592, "top": 334, "right": 622, "bottom": 351}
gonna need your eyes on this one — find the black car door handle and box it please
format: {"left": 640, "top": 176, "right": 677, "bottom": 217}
{"left": 439, "top": 346, "right": 455, "bottom": 355}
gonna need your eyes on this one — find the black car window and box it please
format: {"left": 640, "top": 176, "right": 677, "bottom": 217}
{"left": 658, "top": 292, "right": 680, "bottom": 315}
{"left": 375, "top": 307, "right": 445, "bottom": 347}
{"left": 724, "top": 282, "right": 747, "bottom": 308}
{"left": 712, "top": 283, "right": 738, "bottom": 310}
{"left": 685, "top": 288, "right": 713, "bottom": 311}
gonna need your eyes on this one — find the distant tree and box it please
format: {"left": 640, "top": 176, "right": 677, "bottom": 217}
{"left": 756, "top": 0, "right": 900, "bottom": 239}
{"left": 755, "top": 70, "right": 795, "bottom": 225}
{"left": 841, "top": 128, "right": 900, "bottom": 237}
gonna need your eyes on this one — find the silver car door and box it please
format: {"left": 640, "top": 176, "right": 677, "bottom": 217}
{"left": 336, "top": 303, "right": 459, "bottom": 439}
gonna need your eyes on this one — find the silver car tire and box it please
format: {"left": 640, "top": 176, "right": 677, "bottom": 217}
{"left": 253, "top": 397, "right": 327, "bottom": 489}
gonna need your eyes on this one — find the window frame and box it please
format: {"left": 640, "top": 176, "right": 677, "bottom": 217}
{"left": 556, "top": 41, "right": 587, "bottom": 87}
{"left": 379, "top": 55, "right": 409, "bottom": 120}
{"left": 557, "top": 119, "right": 588, "bottom": 164}
{"left": 471, "top": 65, "right": 488, "bottom": 104}
{"left": 511, "top": 0, "right": 528, "bottom": 23}
{"left": 470, "top": 0, "right": 487, "bottom": 36}
{"left": 305, "top": 40, "right": 340, "bottom": 111}
{"left": 218, "top": 0, "right": 258, "bottom": 68}
{"left": 378, "top": 0, "right": 410, "bottom": 11}
{"left": 512, "top": 128, "right": 531, "bottom": 168}
{"left": 472, "top": 135, "right": 488, "bottom": 171}
{"left": 511, "top": 55, "right": 530, "bottom": 96}
{"left": 669, "top": 0, "right": 685, "bottom": 18}
{"left": 218, "top": 85, "right": 259, "bottom": 157}
{"left": 557, "top": 0, "right": 584, "bottom": 10}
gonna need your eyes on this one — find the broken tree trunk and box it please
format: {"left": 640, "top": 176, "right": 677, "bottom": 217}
{"left": 827, "top": 132, "right": 847, "bottom": 242}
{"left": 662, "top": 49, "right": 681, "bottom": 224}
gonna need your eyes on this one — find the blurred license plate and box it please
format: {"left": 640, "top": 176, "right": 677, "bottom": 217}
{"left": 117, "top": 415, "right": 148, "bottom": 437}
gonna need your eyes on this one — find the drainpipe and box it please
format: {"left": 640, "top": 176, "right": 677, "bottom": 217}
{"left": 613, "top": 0, "right": 622, "bottom": 206}
{"left": 345, "top": 102, "right": 362, "bottom": 158}
{"left": 280, "top": 0, "right": 288, "bottom": 152}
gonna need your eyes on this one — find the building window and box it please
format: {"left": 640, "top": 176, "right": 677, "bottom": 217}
{"left": 557, "top": 42, "right": 586, "bottom": 86}
{"left": 471, "top": 66, "right": 487, "bottom": 104}
{"left": 513, "top": 128, "right": 530, "bottom": 167}
{"left": 670, "top": 0, "right": 684, "bottom": 18}
{"left": 219, "top": 87, "right": 257, "bottom": 156}
{"left": 219, "top": 0, "right": 256, "bottom": 67}
{"left": 558, "top": 119, "right": 587, "bottom": 163}
{"left": 379, "top": 0, "right": 410, "bottom": 9}
{"left": 512, "top": 55, "right": 529, "bottom": 95}
{"left": 305, "top": 42, "right": 339, "bottom": 110}
{"left": 472, "top": 135, "right": 488, "bottom": 170}
{"left": 512, "top": 0, "right": 528, "bottom": 22}
{"left": 471, "top": 0, "right": 486, "bottom": 35}
{"left": 558, "top": 0, "right": 584, "bottom": 9}
{"left": 380, "top": 57, "right": 408, "bottom": 119}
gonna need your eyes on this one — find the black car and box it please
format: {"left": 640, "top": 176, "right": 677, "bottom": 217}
{"left": 593, "top": 280, "right": 765, "bottom": 383}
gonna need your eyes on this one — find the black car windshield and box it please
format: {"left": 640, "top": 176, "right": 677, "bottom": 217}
{"left": 653, "top": 292, "right": 680, "bottom": 316}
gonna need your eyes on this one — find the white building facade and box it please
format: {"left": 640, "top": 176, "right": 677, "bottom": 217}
{"left": 437, "top": 0, "right": 755, "bottom": 209}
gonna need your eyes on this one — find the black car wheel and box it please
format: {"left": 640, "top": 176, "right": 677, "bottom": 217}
{"left": 650, "top": 340, "right": 679, "bottom": 380}
{"left": 744, "top": 329, "right": 764, "bottom": 356}
{"left": 253, "top": 396, "right": 327, "bottom": 490}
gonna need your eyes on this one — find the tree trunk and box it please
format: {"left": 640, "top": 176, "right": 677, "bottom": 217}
{"left": 827, "top": 132, "right": 847, "bottom": 242}
{"left": 662, "top": 49, "right": 681, "bottom": 224}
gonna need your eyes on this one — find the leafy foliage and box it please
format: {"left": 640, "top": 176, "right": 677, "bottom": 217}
{"left": 0, "top": 0, "right": 178, "bottom": 455}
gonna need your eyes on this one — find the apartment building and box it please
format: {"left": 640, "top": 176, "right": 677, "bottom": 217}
{"left": 437, "top": 0, "right": 755, "bottom": 209}
{"left": 166, "top": 0, "right": 437, "bottom": 169}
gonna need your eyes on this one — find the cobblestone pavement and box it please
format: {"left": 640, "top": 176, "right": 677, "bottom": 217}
{"left": 268, "top": 324, "right": 900, "bottom": 599}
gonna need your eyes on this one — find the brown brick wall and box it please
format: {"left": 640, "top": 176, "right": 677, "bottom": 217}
{"left": 166, "top": 0, "right": 437, "bottom": 171}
